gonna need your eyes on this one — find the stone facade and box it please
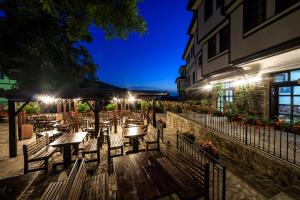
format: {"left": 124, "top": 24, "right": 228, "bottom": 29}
{"left": 167, "top": 111, "right": 300, "bottom": 198}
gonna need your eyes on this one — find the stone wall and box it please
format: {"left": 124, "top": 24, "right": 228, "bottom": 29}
{"left": 167, "top": 111, "right": 300, "bottom": 192}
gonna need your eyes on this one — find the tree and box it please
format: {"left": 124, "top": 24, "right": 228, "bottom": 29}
{"left": 0, "top": 0, "right": 146, "bottom": 89}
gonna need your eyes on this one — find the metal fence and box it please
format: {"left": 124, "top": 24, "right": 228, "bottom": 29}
{"left": 177, "top": 132, "right": 226, "bottom": 200}
{"left": 177, "top": 111, "right": 300, "bottom": 167}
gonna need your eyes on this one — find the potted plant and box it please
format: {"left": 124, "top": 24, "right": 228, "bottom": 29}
{"left": 182, "top": 131, "right": 196, "bottom": 142}
{"left": 291, "top": 122, "right": 300, "bottom": 135}
{"left": 198, "top": 141, "right": 220, "bottom": 159}
{"left": 157, "top": 119, "right": 166, "bottom": 128}
{"left": 212, "top": 110, "right": 224, "bottom": 117}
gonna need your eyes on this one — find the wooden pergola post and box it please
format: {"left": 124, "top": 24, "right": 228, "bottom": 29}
{"left": 8, "top": 100, "right": 29, "bottom": 158}
{"left": 63, "top": 100, "right": 67, "bottom": 113}
{"left": 152, "top": 98, "right": 156, "bottom": 128}
{"left": 8, "top": 100, "right": 17, "bottom": 158}
{"left": 94, "top": 100, "right": 100, "bottom": 138}
{"left": 74, "top": 99, "right": 79, "bottom": 132}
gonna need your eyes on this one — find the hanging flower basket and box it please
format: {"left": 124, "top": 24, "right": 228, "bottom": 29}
{"left": 198, "top": 141, "right": 220, "bottom": 159}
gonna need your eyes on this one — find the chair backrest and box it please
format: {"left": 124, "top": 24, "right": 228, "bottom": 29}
{"left": 60, "top": 159, "right": 80, "bottom": 199}
{"left": 23, "top": 135, "right": 50, "bottom": 158}
{"left": 67, "top": 159, "right": 87, "bottom": 200}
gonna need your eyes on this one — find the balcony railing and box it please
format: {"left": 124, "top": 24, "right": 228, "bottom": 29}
{"left": 176, "top": 111, "right": 300, "bottom": 167}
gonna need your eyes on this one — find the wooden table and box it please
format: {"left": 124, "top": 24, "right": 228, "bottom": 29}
{"left": 123, "top": 127, "right": 146, "bottom": 153}
{"left": 113, "top": 152, "right": 179, "bottom": 200}
{"left": 50, "top": 132, "right": 87, "bottom": 168}
{"left": 37, "top": 130, "right": 62, "bottom": 138}
{"left": 0, "top": 172, "right": 39, "bottom": 200}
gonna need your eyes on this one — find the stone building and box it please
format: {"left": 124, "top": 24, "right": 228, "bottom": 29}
{"left": 176, "top": 0, "right": 300, "bottom": 121}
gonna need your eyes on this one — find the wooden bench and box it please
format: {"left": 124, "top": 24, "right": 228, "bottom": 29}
{"left": 144, "top": 130, "right": 160, "bottom": 151}
{"left": 157, "top": 157, "right": 209, "bottom": 200}
{"left": 41, "top": 159, "right": 108, "bottom": 200}
{"left": 82, "top": 130, "right": 101, "bottom": 163}
{"left": 23, "top": 135, "right": 56, "bottom": 174}
{"left": 107, "top": 134, "right": 123, "bottom": 170}
{"left": 160, "top": 146, "right": 210, "bottom": 199}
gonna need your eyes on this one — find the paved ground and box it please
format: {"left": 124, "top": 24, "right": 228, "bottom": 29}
{"left": 0, "top": 115, "right": 299, "bottom": 200}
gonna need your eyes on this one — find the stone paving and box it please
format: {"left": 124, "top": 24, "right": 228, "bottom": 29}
{"left": 1, "top": 115, "right": 299, "bottom": 200}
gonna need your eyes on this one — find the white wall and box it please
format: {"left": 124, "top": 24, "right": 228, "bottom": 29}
{"left": 231, "top": 3, "right": 300, "bottom": 62}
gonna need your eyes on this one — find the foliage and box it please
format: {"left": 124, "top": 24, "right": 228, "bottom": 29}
{"left": 182, "top": 131, "right": 196, "bottom": 142}
{"left": 234, "top": 85, "right": 250, "bottom": 114}
{"left": 172, "top": 104, "right": 182, "bottom": 113}
{"left": 156, "top": 102, "right": 164, "bottom": 113}
{"left": 212, "top": 110, "right": 224, "bottom": 117}
{"left": 214, "top": 83, "right": 223, "bottom": 99}
{"left": 105, "top": 103, "right": 117, "bottom": 111}
{"left": 77, "top": 102, "right": 90, "bottom": 113}
{"left": 21, "top": 102, "right": 40, "bottom": 115}
{"left": 0, "top": 0, "right": 146, "bottom": 89}
{"left": 141, "top": 101, "right": 150, "bottom": 110}
{"left": 198, "top": 141, "right": 220, "bottom": 159}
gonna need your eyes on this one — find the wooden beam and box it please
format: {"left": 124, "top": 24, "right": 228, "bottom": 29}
{"left": 74, "top": 99, "right": 79, "bottom": 132}
{"left": 8, "top": 100, "right": 17, "bottom": 158}
{"left": 15, "top": 101, "right": 30, "bottom": 116}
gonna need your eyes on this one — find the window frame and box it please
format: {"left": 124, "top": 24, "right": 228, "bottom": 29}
{"left": 219, "top": 25, "right": 230, "bottom": 53}
{"left": 207, "top": 35, "right": 217, "bottom": 59}
{"left": 243, "top": 0, "right": 267, "bottom": 33}
{"left": 204, "top": 0, "right": 213, "bottom": 22}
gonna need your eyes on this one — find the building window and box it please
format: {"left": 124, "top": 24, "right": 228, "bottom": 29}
{"left": 198, "top": 54, "right": 202, "bottom": 67}
{"left": 217, "top": 82, "right": 234, "bottom": 111}
{"left": 216, "top": 0, "right": 222, "bottom": 9}
{"left": 192, "top": 71, "right": 196, "bottom": 84}
{"left": 219, "top": 25, "right": 230, "bottom": 53}
{"left": 244, "top": 0, "right": 266, "bottom": 33}
{"left": 275, "top": 0, "right": 300, "bottom": 14}
{"left": 208, "top": 35, "right": 217, "bottom": 59}
{"left": 273, "top": 69, "right": 300, "bottom": 122}
{"left": 204, "top": 0, "right": 213, "bottom": 21}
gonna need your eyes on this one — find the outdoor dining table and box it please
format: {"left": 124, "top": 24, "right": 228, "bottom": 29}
{"left": 123, "top": 126, "right": 146, "bottom": 154}
{"left": 37, "top": 130, "right": 62, "bottom": 138}
{"left": 49, "top": 131, "right": 87, "bottom": 168}
{"left": 113, "top": 152, "right": 179, "bottom": 200}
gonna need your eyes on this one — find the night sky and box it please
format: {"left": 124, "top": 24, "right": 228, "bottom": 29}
{"left": 84, "top": 0, "right": 191, "bottom": 94}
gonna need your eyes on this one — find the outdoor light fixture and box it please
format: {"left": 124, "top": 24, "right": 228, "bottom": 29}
{"left": 203, "top": 84, "right": 213, "bottom": 91}
{"left": 35, "top": 94, "right": 59, "bottom": 104}
{"left": 127, "top": 92, "right": 136, "bottom": 103}
{"left": 232, "top": 74, "right": 262, "bottom": 87}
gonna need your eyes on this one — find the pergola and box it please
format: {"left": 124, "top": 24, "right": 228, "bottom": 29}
{"left": 0, "top": 87, "right": 168, "bottom": 158}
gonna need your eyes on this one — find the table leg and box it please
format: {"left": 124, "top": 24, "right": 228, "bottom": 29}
{"left": 132, "top": 137, "right": 139, "bottom": 153}
{"left": 63, "top": 145, "right": 71, "bottom": 168}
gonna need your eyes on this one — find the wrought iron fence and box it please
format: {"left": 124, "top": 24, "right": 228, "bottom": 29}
{"left": 177, "top": 111, "right": 300, "bottom": 167}
{"left": 177, "top": 132, "right": 226, "bottom": 200}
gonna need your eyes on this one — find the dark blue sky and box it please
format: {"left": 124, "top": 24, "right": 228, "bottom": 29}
{"left": 84, "top": 0, "right": 191, "bottom": 93}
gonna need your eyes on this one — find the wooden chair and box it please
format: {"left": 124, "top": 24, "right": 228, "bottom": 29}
{"left": 82, "top": 130, "right": 101, "bottom": 163}
{"left": 144, "top": 130, "right": 160, "bottom": 152}
{"left": 23, "top": 135, "right": 56, "bottom": 174}
{"left": 107, "top": 134, "right": 123, "bottom": 170}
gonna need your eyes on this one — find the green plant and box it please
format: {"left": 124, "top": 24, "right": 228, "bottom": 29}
{"left": 21, "top": 102, "right": 40, "bottom": 115}
{"left": 141, "top": 101, "right": 150, "bottom": 110}
{"left": 234, "top": 85, "right": 250, "bottom": 114}
{"left": 172, "top": 104, "right": 182, "bottom": 113}
{"left": 77, "top": 102, "right": 90, "bottom": 113}
{"left": 156, "top": 102, "right": 164, "bottom": 113}
{"left": 214, "top": 83, "right": 223, "bottom": 100}
{"left": 105, "top": 103, "right": 117, "bottom": 111}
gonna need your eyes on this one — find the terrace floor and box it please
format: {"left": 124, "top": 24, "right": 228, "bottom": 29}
{"left": 0, "top": 114, "right": 298, "bottom": 200}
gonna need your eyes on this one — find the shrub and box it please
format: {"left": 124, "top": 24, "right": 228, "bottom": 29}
{"left": 77, "top": 102, "right": 90, "bottom": 113}
{"left": 105, "top": 103, "right": 117, "bottom": 111}
{"left": 21, "top": 102, "right": 40, "bottom": 115}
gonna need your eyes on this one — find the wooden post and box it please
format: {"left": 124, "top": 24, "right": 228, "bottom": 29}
{"left": 68, "top": 99, "right": 72, "bottom": 111}
{"left": 114, "top": 112, "right": 117, "bottom": 133}
{"left": 56, "top": 102, "right": 61, "bottom": 113}
{"left": 146, "top": 100, "right": 150, "bottom": 125}
{"left": 8, "top": 100, "right": 17, "bottom": 158}
{"left": 74, "top": 99, "right": 79, "bottom": 132}
{"left": 63, "top": 100, "right": 66, "bottom": 113}
{"left": 94, "top": 100, "right": 100, "bottom": 138}
{"left": 152, "top": 98, "right": 156, "bottom": 128}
